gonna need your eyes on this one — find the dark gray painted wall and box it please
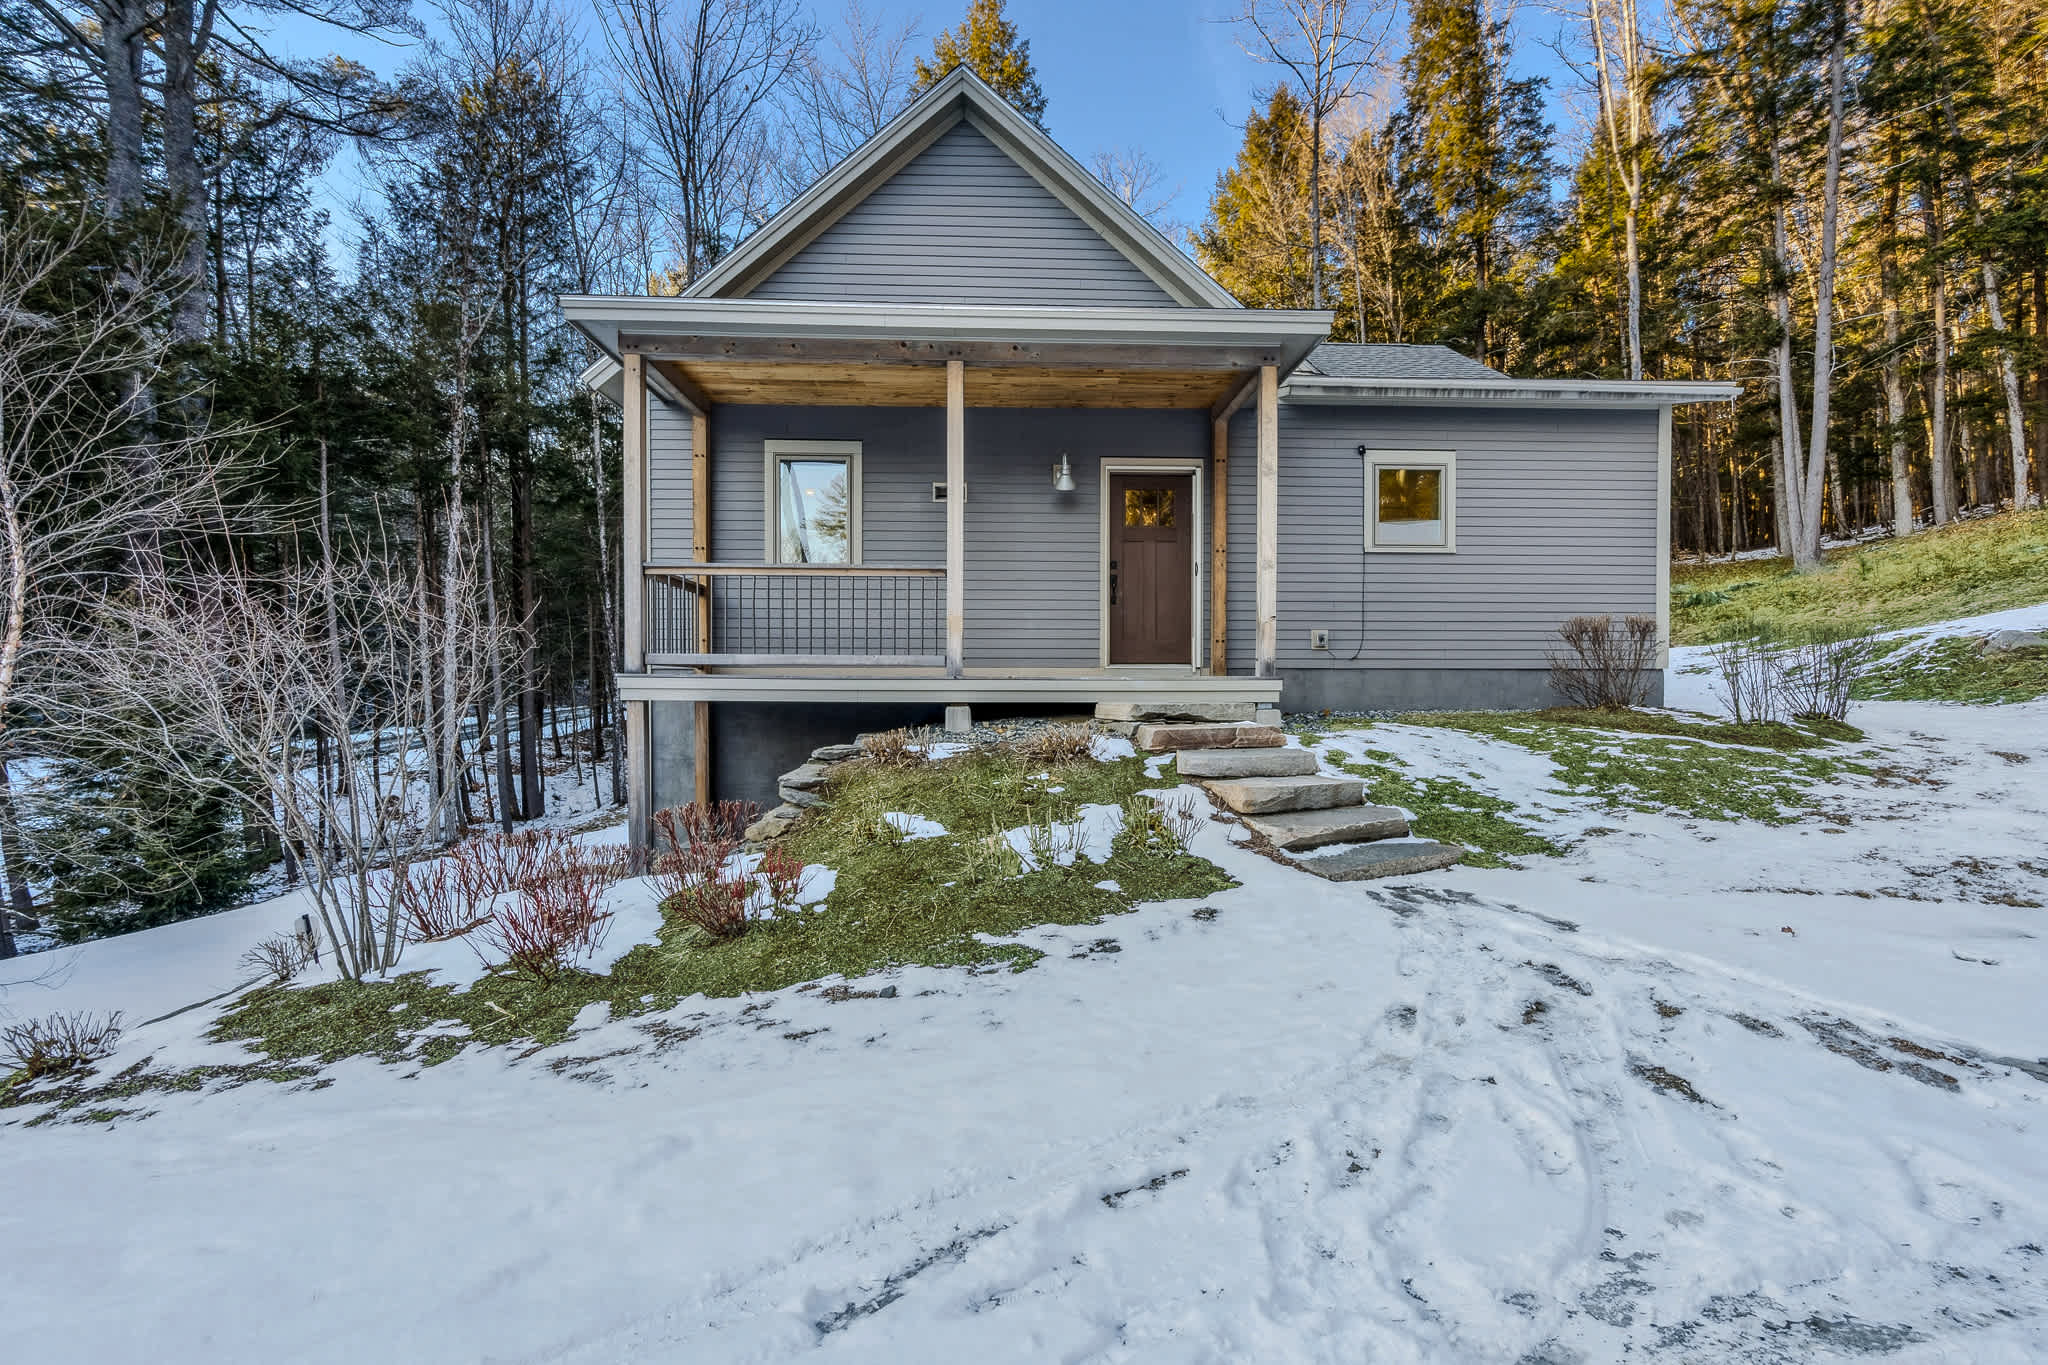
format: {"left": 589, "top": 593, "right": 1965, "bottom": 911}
{"left": 1224, "top": 404, "right": 1662, "bottom": 702}
{"left": 744, "top": 122, "right": 1175, "bottom": 307}
{"left": 647, "top": 403, "right": 1212, "bottom": 669}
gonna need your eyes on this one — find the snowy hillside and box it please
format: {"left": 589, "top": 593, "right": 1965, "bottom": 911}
{"left": 4, "top": 610, "right": 2047, "bottom": 1362}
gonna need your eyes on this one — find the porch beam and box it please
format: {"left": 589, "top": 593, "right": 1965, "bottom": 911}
{"left": 1210, "top": 414, "right": 1229, "bottom": 675}
{"left": 621, "top": 335, "right": 1288, "bottom": 372}
{"left": 1210, "top": 368, "right": 1260, "bottom": 424}
{"left": 1255, "top": 364, "right": 1278, "bottom": 680}
{"left": 646, "top": 358, "right": 711, "bottom": 414}
{"left": 945, "top": 359, "right": 965, "bottom": 678}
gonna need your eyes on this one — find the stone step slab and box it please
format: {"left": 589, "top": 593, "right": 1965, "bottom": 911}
{"left": 1096, "top": 700, "right": 1256, "bottom": 724}
{"left": 1203, "top": 774, "right": 1365, "bottom": 816}
{"left": 1240, "top": 804, "right": 1411, "bottom": 852}
{"left": 1132, "top": 722, "right": 1284, "bottom": 753}
{"left": 1294, "top": 840, "right": 1463, "bottom": 882}
{"left": 1175, "top": 747, "right": 1321, "bottom": 779}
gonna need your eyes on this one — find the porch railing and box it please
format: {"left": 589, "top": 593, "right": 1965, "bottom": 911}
{"left": 644, "top": 565, "right": 946, "bottom": 667}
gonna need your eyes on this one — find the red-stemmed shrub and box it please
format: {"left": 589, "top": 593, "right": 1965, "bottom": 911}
{"left": 757, "top": 845, "right": 808, "bottom": 919}
{"left": 650, "top": 801, "right": 762, "bottom": 939}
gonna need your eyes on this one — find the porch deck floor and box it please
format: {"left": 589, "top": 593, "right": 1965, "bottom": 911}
{"left": 617, "top": 667, "right": 1282, "bottom": 707}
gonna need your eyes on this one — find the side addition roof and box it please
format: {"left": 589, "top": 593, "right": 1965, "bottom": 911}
{"left": 1285, "top": 343, "right": 1739, "bottom": 408}
{"left": 683, "top": 66, "right": 1240, "bottom": 310}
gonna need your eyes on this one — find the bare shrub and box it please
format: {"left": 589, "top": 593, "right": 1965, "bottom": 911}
{"left": 1119, "top": 794, "right": 1178, "bottom": 855}
{"left": 469, "top": 832, "right": 625, "bottom": 984}
{"left": 1547, "top": 614, "right": 1660, "bottom": 709}
{"left": 1155, "top": 792, "right": 1208, "bottom": 852}
{"left": 1775, "top": 632, "right": 1878, "bottom": 721}
{"left": 859, "top": 727, "right": 923, "bottom": 767}
{"left": 1709, "top": 638, "right": 1784, "bottom": 724}
{"left": 1, "top": 1011, "right": 123, "bottom": 1079}
{"left": 241, "top": 932, "right": 314, "bottom": 984}
{"left": 1022, "top": 808, "right": 1088, "bottom": 870}
{"left": 650, "top": 801, "right": 762, "bottom": 939}
{"left": 1013, "top": 723, "right": 1094, "bottom": 765}
{"left": 756, "top": 846, "right": 808, "bottom": 918}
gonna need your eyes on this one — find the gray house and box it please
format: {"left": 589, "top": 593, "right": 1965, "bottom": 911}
{"left": 564, "top": 68, "right": 1734, "bottom": 843}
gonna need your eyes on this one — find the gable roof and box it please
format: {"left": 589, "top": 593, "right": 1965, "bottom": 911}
{"left": 686, "top": 67, "right": 1240, "bottom": 309}
{"left": 1298, "top": 343, "right": 1503, "bottom": 381}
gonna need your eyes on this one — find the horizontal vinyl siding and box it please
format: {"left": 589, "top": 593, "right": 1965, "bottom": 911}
{"left": 746, "top": 123, "right": 1175, "bottom": 307}
{"left": 1226, "top": 405, "right": 1662, "bottom": 675}
{"left": 646, "top": 402, "right": 1210, "bottom": 668}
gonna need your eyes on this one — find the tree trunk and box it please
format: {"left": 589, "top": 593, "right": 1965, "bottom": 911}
{"left": 1924, "top": 185, "right": 1955, "bottom": 525}
{"left": 1879, "top": 175, "right": 1915, "bottom": 537}
{"left": 1796, "top": 23, "right": 1846, "bottom": 570}
{"left": 159, "top": 0, "right": 211, "bottom": 351}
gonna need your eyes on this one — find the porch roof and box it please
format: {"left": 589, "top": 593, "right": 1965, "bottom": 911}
{"left": 564, "top": 297, "right": 1335, "bottom": 411}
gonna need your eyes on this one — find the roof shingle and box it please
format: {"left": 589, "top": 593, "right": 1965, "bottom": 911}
{"left": 1297, "top": 343, "right": 1503, "bottom": 381}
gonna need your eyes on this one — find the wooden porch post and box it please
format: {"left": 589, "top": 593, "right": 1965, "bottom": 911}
{"left": 945, "top": 359, "right": 965, "bottom": 678}
{"left": 691, "top": 408, "right": 712, "bottom": 806}
{"left": 621, "top": 353, "right": 650, "bottom": 852}
{"left": 1210, "top": 415, "right": 1229, "bottom": 675}
{"left": 1255, "top": 364, "right": 1279, "bottom": 680}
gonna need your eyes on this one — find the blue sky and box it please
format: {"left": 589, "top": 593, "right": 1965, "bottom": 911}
{"left": 268, "top": 0, "right": 1584, "bottom": 262}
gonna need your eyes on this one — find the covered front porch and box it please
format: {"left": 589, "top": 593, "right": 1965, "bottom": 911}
{"left": 565, "top": 297, "right": 1331, "bottom": 828}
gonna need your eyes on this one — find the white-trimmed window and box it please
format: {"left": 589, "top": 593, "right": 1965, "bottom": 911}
{"left": 765, "top": 440, "right": 860, "bottom": 564}
{"left": 1363, "top": 450, "right": 1456, "bottom": 552}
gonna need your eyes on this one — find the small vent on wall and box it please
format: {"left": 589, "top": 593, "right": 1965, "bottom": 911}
{"left": 932, "top": 481, "right": 946, "bottom": 503}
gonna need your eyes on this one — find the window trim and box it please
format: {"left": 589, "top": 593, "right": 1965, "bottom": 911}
{"left": 1362, "top": 449, "right": 1457, "bottom": 554}
{"left": 763, "top": 440, "right": 862, "bottom": 565}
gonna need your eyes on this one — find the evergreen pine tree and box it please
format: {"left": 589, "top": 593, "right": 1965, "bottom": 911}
{"left": 913, "top": 0, "right": 1048, "bottom": 127}
{"left": 1193, "top": 87, "right": 1317, "bottom": 310}
{"left": 1389, "top": 0, "right": 1556, "bottom": 367}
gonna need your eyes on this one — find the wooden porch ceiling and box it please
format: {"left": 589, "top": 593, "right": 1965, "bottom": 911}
{"left": 656, "top": 358, "right": 1244, "bottom": 410}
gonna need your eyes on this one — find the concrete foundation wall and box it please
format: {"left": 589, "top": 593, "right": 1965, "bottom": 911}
{"left": 1278, "top": 666, "right": 1665, "bottom": 714}
{"left": 691, "top": 701, "right": 943, "bottom": 810}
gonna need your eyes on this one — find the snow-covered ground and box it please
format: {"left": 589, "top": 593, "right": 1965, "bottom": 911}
{"left": 4, "top": 623, "right": 2047, "bottom": 1361}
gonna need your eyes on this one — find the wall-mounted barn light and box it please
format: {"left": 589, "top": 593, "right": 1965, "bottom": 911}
{"left": 1051, "top": 453, "right": 1076, "bottom": 492}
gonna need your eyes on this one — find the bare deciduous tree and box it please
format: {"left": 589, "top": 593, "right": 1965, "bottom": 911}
{"left": 1229, "top": 0, "right": 1394, "bottom": 309}
{"left": 61, "top": 552, "right": 508, "bottom": 981}
{"left": 782, "top": 0, "right": 920, "bottom": 194}
{"left": 600, "top": 0, "right": 818, "bottom": 284}
{"left": 0, "top": 214, "right": 235, "bottom": 958}
{"left": 1088, "top": 147, "right": 1181, "bottom": 232}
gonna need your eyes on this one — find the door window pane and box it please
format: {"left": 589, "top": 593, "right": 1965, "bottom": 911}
{"left": 777, "top": 458, "right": 851, "bottom": 563}
{"left": 1124, "top": 487, "right": 1176, "bottom": 527}
{"left": 1374, "top": 467, "right": 1444, "bottom": 546}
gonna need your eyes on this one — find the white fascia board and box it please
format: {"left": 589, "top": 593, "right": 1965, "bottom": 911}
{"left": 678, "top": 67, "right": 1239, "bottom": 309}
{"left": 1279, "top": 376, "right": 1742, "bottom": 408}
{"left": 562, "top": 296, "right": 1332, "bottom": 353}
{"left": 578, "top": 355, "right": 622, "bottom": 403}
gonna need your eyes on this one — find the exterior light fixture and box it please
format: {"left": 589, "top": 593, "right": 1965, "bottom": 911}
{"left": 1052, "top": 453, "right": 1076, "bottom": 492}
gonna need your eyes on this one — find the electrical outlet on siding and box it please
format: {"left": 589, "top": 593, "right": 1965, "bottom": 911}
{"left": 1309, "top": 628, "right": 1331, "bottom": 651}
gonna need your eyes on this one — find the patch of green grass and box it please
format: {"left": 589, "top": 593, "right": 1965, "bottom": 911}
{"left": 74, "top": 747, "right": 1230, "bottom": 1099}
{"left": 1671, "top": 508, "right": 2048, "bottom": 645}
{"left": 1317, "top": 747, "right": 1561, "bottom": 869}
{"left": 1333, "top": 709, "right": 1869, "bottom": 826}
{"left": 1855, "top": 638, "right": 2048, "bottom": 704}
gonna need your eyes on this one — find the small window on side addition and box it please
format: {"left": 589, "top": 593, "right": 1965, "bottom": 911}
{"left": 1363, "top": 451, "right": 1456, "bottom": 552}
{"left": 766, "top": 440, "right": 860, "bottom": 564}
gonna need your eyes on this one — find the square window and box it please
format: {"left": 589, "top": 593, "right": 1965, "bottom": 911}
{"left": 1123, "top": 487, "right": 1175, "bottom": 527}
{"left": 1363, "top": 451, "right": 1455, "bottom": 551}
{"left": 766, "top": 442, "right": 859, "bottom": 564}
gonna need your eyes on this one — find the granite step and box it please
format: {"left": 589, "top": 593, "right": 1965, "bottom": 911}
{"left": 1203, "top": 774, "right": 1365, "bottom": 816}
{"left": 1175, "top": 746, "right": 1321, "bottom": 779}
{"left": 1132, "top": 722, "right": 1285, "bottom": 753}
{"left": 1239, "top": 804, "right": 1411, "bottom": 851}
{"left": 1292, "top": 840, "right": 1464, "bottom": 881}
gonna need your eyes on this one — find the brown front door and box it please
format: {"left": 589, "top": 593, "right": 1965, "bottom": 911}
{"left": 1108, "top": 472, "right": 1194, "bottom": 665}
